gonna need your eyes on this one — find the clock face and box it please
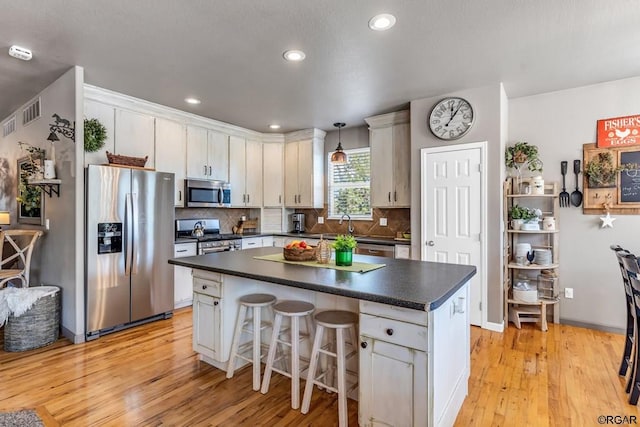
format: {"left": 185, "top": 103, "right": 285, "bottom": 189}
{"left": 428, "top": 97, "right": 474, "bottom": 140}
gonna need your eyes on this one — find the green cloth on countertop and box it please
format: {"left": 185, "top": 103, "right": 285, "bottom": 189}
{"left": 253, "top": 253, "right": 385, "bottom": 273}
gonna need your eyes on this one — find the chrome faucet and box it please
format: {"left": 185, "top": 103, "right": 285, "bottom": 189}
{"left": 339, "top": 214, "right": 354, "bottom": 235}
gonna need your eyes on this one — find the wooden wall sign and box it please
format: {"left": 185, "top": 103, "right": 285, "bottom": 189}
{"left": 583, "top": 143, "right": 640, "bottom": 214}
{"left": 597, "top": 114, "right": 640, "bottom": 148}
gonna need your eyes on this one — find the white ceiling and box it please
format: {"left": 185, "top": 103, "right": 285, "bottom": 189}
{"left": 1, "top": 0, "right": 639, "bottom": 133}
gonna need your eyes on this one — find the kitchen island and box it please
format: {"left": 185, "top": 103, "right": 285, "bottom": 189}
{"left": 169, "top": 247, "right": 476, "bottom": 426}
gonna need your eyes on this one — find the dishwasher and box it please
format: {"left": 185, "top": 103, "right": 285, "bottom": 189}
{"left": 355, "top": 243, "right": 395, "bottom": 258}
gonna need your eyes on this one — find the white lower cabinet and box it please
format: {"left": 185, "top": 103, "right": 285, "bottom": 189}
{"left": 359, "top": 338, "right": 427, "bottom": 426}
{"left": 359, "top": 282, "right": 470, "bottom": 427}
{"left": 241, "top": 237, "right": 263, "bottom": 250}
{"left": 192, "top": 275, "right": 223, "bottom": 361}
{"left": 173, "top": 242, "right": 197, "bottom": 308}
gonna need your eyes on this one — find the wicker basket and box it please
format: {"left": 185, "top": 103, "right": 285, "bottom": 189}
{"left": 4, "top": 286, "right": 61, "bottom": 352}
{"left": 106, "top": 151, "right": 148, "bottom": 167}
{"left": 283, "top": 246, "right": 317, "bottom": 261}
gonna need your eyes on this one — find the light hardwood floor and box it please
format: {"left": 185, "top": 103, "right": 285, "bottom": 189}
{"left": 1, "top": 308, "right": 638, "bottom": 426}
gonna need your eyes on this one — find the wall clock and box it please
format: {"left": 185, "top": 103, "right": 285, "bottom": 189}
{"left": 428, "top": 97, "right": 474, "bottom": 140}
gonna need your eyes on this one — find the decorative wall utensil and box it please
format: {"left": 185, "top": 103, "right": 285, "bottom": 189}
{"left": 559, "top": 161, "right": 570, "bottom": 207}
{"left": 570, "top": 160, "right": 583, "bottom": 207}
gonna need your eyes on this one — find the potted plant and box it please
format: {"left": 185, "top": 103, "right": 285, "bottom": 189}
{"left": 584, "top": 151, "right": 622, "bottom": 188}
{"left": 332, "top": 234, "right": 357, "bottom": 266}
{"left": 84, "top": 118, "right": 107, "bottom": 153}
{"left": 505, "top": 142, "right": 543, "bottom": 173}
{"left": 509, "top": 205, "right": 537, "bottom": 230}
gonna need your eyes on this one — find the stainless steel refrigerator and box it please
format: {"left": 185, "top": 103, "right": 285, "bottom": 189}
{"left": 85, "top": 164, "right": 175, "bottom": 340}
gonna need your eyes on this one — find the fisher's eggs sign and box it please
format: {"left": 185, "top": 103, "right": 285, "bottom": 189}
{"left": 597, "top": 114, "right": 640, "bottom": 148}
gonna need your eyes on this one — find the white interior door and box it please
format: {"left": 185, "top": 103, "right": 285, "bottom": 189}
{"left": 421, "top": 145, "right": 484, "bottom": 326}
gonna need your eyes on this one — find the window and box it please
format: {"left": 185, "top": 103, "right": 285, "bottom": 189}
{"left": 328, "top": 147, "right": 371, "bottom": 219}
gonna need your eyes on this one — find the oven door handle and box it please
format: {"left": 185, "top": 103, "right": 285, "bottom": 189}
{"left": 201, "top": 247, "right": 230, "bottom": 254}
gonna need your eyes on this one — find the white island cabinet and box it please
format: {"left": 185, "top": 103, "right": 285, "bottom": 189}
{"left": 170, "top": 248, "right": 474, "bottom": 426}
{"left": 359, "top": 283, "right": 469, "bottom": 427}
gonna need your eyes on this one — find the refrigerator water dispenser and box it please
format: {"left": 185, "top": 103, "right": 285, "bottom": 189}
{"left": 97, "top": 222, "right": 122, "bottom": 254}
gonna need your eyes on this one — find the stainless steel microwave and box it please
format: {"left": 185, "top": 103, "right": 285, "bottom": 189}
{"left": 185, "top": 179, "right": 231, "bottom": 208}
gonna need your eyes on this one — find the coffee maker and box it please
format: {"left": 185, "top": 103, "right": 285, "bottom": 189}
{"left": 291, "top": 213, "right": 305, "bottom": 233}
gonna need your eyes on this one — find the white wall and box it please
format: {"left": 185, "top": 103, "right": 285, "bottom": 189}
{"left": 0, "top": 67, "right": 84, "bottom": 342}
{"left": 510, "top": 76, "right": 640, "bottom": 330}
{"left": 410, "top": 84, "right": 506, "bottom": 325}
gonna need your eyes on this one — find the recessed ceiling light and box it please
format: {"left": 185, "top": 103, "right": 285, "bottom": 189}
{"left": 185, "top": 97, "right": 201, "bottom": 105}
{"left": 269, "top": 124, "right": 281, "bottom": 130}
{"left": 368, "top": 13, "right": 396, "bottom": 31}
{"left": 283, "top": 50, "right": 306, "bottom": 62}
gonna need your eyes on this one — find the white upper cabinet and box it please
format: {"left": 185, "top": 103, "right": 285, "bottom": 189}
{"left": 186, "top": 126, "right": 229, "bottom": 181}
{"left": 208, "top": 130, "right": 229, "bottom": 182}
{"left": 284, "top": 129, "right": 325, "bottom": 208}
{"left": 366, "top": 110, "right": 410, "bottom": 208}
{"left": 186, "top": 125, "right": 210, "bottom": 179}
{"left": 83, "top": 99, "right": 115, "bottom": 167}
{"left": 229, "top": 136, "right": 262, "bottom": 207}
{"left": 114, "top": 109, "right": 155, "bottom": 168}
{"left": 155, "top": 117, "right": 187, "bottom": 207}
{"left": 263, "top": 142, "right": 284, "bottom": 207}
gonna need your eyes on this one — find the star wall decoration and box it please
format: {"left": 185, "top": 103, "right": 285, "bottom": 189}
{"left": 600, "top": 212, "right": 616, "bottom": 228}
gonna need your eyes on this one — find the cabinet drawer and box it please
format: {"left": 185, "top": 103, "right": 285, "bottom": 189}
{"left": 360, "top": 313, "right": 428, "bottom": 352}
{"left": 359, "top": 300, "right": 428, "bottom": 326}
{"left": 174, "top": 242, "right": 197, "bottom": 257}
{"left": 193, "top": 277, "right": 221, "bottom": 297}
{"left": 193, "top": 270, "right": 223, "bottom": 283}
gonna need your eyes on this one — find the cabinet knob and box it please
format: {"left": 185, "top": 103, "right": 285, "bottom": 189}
{"left": 360, "top": 341, "right": 368, "bottom": 349}
{"left": 202, "top": 285, "right": 207, "bottom": 290}
{"left": 214, "top": 301, "right": 219, "bottom": 306}
{"left": 386, "top": 328, "right": 394, "bottom": 336}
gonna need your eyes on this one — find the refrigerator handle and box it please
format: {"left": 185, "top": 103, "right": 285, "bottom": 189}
{"left": 131, "top": 192, "right": 139, "bottom": 275}
{"left": 125, "top": 193, "right": 133, "bottom": 275}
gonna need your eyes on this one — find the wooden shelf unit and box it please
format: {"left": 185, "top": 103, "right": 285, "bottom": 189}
{"left": 503, "top": 179, "right": 560, "bottom": 330}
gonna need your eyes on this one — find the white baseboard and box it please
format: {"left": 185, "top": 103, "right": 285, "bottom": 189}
{"left": 483, "top": 320, "right": 504, "bottom": 333}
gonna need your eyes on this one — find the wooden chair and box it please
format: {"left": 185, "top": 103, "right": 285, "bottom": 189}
{"left": 0, "top": 230, "right": 43, "bottom": 288}
{"left": 611, "top": 245, "right": 635, "bottom": 378}
{"left": 621, "top": 253, "right": 640, "bottom": 404}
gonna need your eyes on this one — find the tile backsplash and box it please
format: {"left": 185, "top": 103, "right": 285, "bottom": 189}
{"left": 296, "top": 207, "right": 410, "bottom": 238}
{"left": 176, "top": 206, "right": 410, "bottom": 238}
{"left": 175, "top": 207, "right": 254, "bottom": 233}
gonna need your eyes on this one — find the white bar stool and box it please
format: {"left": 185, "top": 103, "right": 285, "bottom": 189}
{"left": 226, "top": 293, "right": 277, "bottom": 391}
{"left": 260, "top": 300, "right": 315, "bottom": 409}
{"left": 301, "top": 310, "right": 358, "bottom": 427}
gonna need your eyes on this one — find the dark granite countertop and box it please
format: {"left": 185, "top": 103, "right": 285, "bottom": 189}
{"left": 175, "top": 232, "right": 410, "bottom": 246}
{"left": 169, "top": 247, "right": 476, "bottom": 311}
{"left": 241, "top": 232, "right": 408, "bottom": 246}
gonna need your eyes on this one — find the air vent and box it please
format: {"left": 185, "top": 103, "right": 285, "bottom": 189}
{"left": 2, "top": 116, "right": 16, "bottom": 137}
{"left": 22, "top": 97, "right": 41, "bottom": 125}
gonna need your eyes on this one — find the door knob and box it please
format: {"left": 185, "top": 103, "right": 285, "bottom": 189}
{"left": 427, "top": 241, "right": 435, "bottom": 246}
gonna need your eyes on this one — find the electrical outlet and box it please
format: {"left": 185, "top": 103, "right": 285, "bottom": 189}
{"left": 45, "top": 218, "right": 50, "bottom": 230}
{"left": 564, "top": 288, "right": 574, "bottom": 299}
{"left": 318, "top": 216, "right": 324, "bottom": 224}
{"left": 380, "top": 218, "right": 388, "bottom": 226}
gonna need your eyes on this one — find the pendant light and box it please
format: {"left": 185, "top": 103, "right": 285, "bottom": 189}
{"left": 330, "top": 122, "right": 347, "bottom": 164}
